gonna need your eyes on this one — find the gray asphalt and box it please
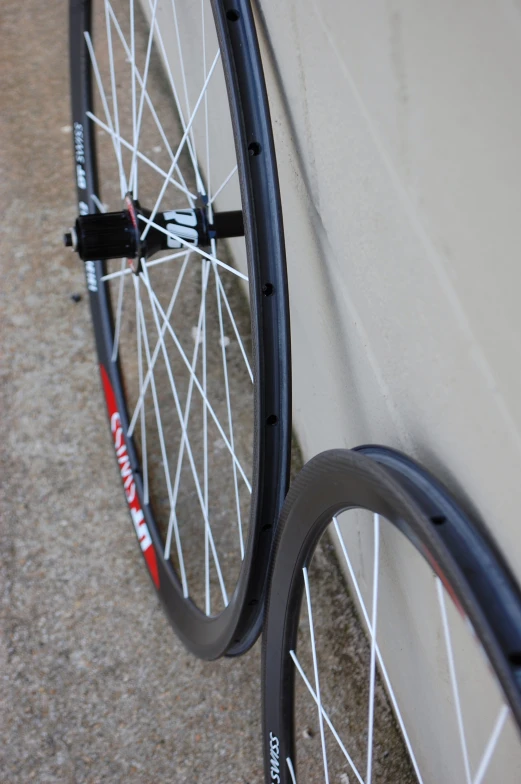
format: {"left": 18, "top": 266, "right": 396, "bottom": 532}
{"left": 0, "top": 2, "right": 262, "bottom": 781}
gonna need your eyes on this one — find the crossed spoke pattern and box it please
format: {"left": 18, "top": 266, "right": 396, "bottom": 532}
{"left": 86, "top": 0, "right": 252, "bottom": 614}
{"left": 289, "top": 514, "right": 516, "bottom": 783}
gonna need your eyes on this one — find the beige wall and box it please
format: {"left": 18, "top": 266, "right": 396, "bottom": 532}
{"left": 252, "top": 2, "right": 521, "bottom": 777}
{"left": 255, "top": 0, "right": 521, "bottom": 575}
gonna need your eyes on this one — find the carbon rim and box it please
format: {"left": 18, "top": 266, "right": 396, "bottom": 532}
{"left": 262, "top": 448, "right": 521, "bottom": 782}
{"left": 69, "top": 0, "right": 291, "bottom": 659}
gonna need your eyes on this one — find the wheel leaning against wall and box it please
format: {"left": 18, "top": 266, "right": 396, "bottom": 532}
{"left": 68, "top": 0, "right": 291, "bottom": 659}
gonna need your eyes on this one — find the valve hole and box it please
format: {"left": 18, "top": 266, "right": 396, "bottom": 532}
{"left": 262, "top": 283, "right": 274, "bottom": 296}
{"left": 431, "top": 515, "right": 447, "bottom": 525}
{"left": 266, "top": 414, "right": 278, "bottom": 426}
{"left": 226, "top": 9, "right": 240, "bottom": 21}
{"left": 248, "top": 141, "right": 262, "bottom": 157}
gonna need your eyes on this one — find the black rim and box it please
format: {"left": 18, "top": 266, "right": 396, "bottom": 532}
{"left": 262, "top": 448, "right": 521, "bottom": 782}
{"left": 69, "top": 0, "right": 291, "bottom": 659}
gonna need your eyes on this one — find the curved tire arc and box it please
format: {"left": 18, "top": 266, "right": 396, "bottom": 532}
{"left": 69, "top": 0, "right": 291, "bottom": 660}
{"left": 262, "top": 448, "right": 521, "bottom": 783}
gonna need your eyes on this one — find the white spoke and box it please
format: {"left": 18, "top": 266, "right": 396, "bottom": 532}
{"left": 138, "top": 91, "right": 194, "bottom": 204}
{"left": 166, "top": 260, "right": 210, "bottom": 556}
{"left": 201, "top": 0, "right": 211, "bottom": 619}
{"left": 101, "top": 251, "right": 188, "bottom": 282}
{"left": 146, "top": 252, "right": 191, "bottom": 271}
{"left": 137, "top": 296, "right": 174, "bottom": 513}
{"left": 158, "top": 256, "right": 212, "bottom": 613}
{"left": 111, "top": 258, "right": 127, "bottom": 361}
{"left": 129, "top": 0, "right": 159, "bottom": 196}
{"left": 140, "top": 266, "right": 228, "bottom": 606}
{"left": 172, "top": 0, "right": 193, "bottom": 129}
{"left": 106, "top": 1, "right": 195, "bottom": 208}
{"left": 290, "top": 650, "right": 365, "bottom": 784}
{"left": 212, "top": 244, "right": 244, "bottom": 559}
{"left": 437, "top": 578, "right": 472, "bottom": 784}
{"left": 139, "top": 275, "right": 252, "bottom": 492}
{"left": 332, "top": 517, "right": 424, "bottom": 783}
{"left": 137, "top": 295, "right": 189, "bottom": 595}
{"left": 102, "top": 266, "right": 133, "bottom": 282}
{"left": 129, "top": 0, "right": 137, "bottom": 195}
{"left": 138, "top": 214, "right": 248, "bottom": 281}
{"left": 84, "top": 32, "right": 128, "bottom": 195}
{"left": 202, "top": 0, "right": 212, "bottom": 217}
{"left": 303, "top": 566, "right": 330, "bottom": 784}
{"left": 215, "top": 272, "right": 253, "bottom": 382}
{"left": 210, "top": 164, "right": 238, "bottom": 205}
{"left": 164, "top": 505, "right": 188, "bottom": 597}
{"left": 86, "top": 111, "right": 196, "bottom": 201}
{"left": 170, "top": 0, "right": 203, "bottom": 194}
{"left": 366, "top": 514, "right": 380, "bottom": 784}
{"left": 128, "top": 252, "right": 191, "bottom": 434}
{"left": 472, "top": 705, "right": 509, "bottom": 784}
{"left": 202, "top": 260, "right": 210, "bottom": 616}
{"left": 104, "top": 1, "right": 126, "bottom": 198}
{"left": 91, "top": 193, "right": 107, "bottom": 213}
{"left": 134, "top": 276, "right": 148, "bottom": 504}
{"left": 140, "top": 49, "right": 221, "bottom": 242}
{"left": 146, "top": 0, "right": 205, "bottom": 191}
{"left": 286, "top": 758, "right": 297, "bottom": 784}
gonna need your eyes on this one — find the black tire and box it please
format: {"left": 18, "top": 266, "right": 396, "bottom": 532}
{"left": 262, "top": 448, "right": 521, "bottom": 782}
{"left": 69, "top": 0, "right": 291, "bottom": 659}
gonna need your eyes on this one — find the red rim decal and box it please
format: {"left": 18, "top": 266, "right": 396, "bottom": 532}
{"left": 100, "top": 365, "right": 160, "bottom": 589}
{"left": 424, "top": 547, "right": 465, "bottom": 618}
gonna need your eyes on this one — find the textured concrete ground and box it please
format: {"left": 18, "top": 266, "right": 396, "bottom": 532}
{"left": 0, "top": 2, "right": 263, "bottom": 781}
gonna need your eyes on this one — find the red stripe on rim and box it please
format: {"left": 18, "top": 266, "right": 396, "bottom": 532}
{"left": 100, "top": 364, "right": 160, "bottom": 589}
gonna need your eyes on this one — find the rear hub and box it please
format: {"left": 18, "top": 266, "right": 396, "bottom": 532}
{"left": 64, "top": 194, "right": 244, "bottom": 274}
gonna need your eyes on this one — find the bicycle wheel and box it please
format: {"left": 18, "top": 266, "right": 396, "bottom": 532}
{"left": 67, "top": 0, "right": 290, "bottom": 658}
{"left": 263, "top": 448, "right": 521, "bottom": 783}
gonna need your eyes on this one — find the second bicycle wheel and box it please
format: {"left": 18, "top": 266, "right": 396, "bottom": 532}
{"left": 68, "top": 0, "right": 290, "bottom": 658}
{"left": 263, "top": 448, "right": 521, "bottom": 783}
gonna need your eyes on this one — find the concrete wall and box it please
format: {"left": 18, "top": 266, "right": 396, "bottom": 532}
{"left": 146, "top": 0, "right": 521, "bottom": 777}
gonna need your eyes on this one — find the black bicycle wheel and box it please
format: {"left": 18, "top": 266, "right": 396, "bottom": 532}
{"left": 263, "top": 448, "right": 521, "bottom": 783}
{"left": 68, "top": 0, "right": 290, "bottom": 659}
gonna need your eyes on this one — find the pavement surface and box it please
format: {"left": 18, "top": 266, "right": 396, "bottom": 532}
{"left": 0, "top": 2, "right": 263, "bottom": 781}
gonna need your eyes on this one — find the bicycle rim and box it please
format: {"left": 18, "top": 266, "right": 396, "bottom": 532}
{"left": 263, "top": 448, "right": 521, "bottom": 782}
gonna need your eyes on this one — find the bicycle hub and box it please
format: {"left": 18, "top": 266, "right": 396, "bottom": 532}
{"left": 64, "top": 194, "right": 244, "bottom": 274}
